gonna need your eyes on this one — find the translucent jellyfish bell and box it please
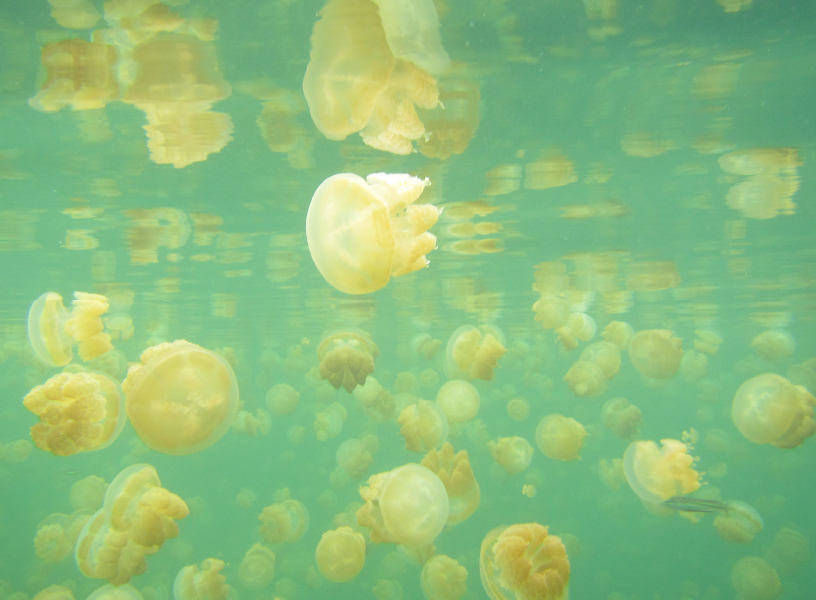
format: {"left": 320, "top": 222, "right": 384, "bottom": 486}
{"left": 445, "top": 324, "right": 507, "bottom": 381}
{"left": 713, "top": 501, "right": 763, "bottom": 544}
{"left": 628, "top": 329, "right": 683, "bottom": 379}
{"left": 623, "top": 439, "right": 702, "bottom": 503}
{"left": 315, "top": 526, "right": 366, "bottom": 582}
{"left": 379, "top": 464, "right": 449, "bottom": 547}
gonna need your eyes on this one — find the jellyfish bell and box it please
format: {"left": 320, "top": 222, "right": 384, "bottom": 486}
{"left": 445, "top": 324, "right": 507, "bottom": 381}
{"left": 563, "top": 360, "right": 607, "bottom": 397}
{"left": 174, "top": 559, "right": 230, "bottom": 600}
{"left": 420, "top": 442, "right": 479, "bottom": 526}
{"left": 265, "top": 384, "right": 300, "bottom": 416}
{"left": 535, "top": 414, "right": 587, "bottom": 461}
{"left": 623, "top": 439, "right": 702, "bottom": 504}
{"left": 315, "top": 526, "right": 366, "bottom": 582}
{"left": 239, "top": 543, "right": 276, "bottom": 589}
{"left": 628, "top": 329, "right": 683, "bottom": 379}
{"left": 487, "top": 436, "right": 534, "bottom": 475}
{"left": 713, "top": 501, "right": 763, "bottom": 544}
{"left": 731, "top": 557, "right": 780, "bottom": 600}
{"left": 86, "top": 585, "right": 143, "bottom": 600}
{"left": 398, "top": 399, "right": 449, "bottom": 452}
{"left": 752, "top": 329, "right": 795, "bottom": 361}
{"left": 436, "top": 380, "right": 480, "bottom": 423}
{"left": 420, "top": 554, "right": 467, "bottom": 600}
{"left": 317, "top": 329, "right": 379, "bottom": 392}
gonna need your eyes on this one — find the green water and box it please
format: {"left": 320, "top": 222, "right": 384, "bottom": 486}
{"left": 0, "top": 0, "right": 814, "bottom": 599}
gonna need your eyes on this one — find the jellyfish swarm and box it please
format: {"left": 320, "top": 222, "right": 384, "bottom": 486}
{"left": 421, "top": 554, "right": 468, "bottom": 600}
{"left": 24, "top": 371, "right": 126, "bottom": 456}
{"left": 731, "top": 373, "right": 815, "bottom": 448}
{"left": 174, "top": 559, "right": 230, "bottom": 600}
{"left": 623, "top": 439, "right": 702, "bottom": 503}
{"left": 317, "top": 330, "right": 379, "bottom": 392}
{"left": 122, "top": 340, "right": 239, "bottom": 455}
{"left": 75, "top": 464, "right": 188, "bottom": 584}
{"left": 306, "top": 172, "right": 441, "bottom": 295}
{"left": 445, "top": 325, "right": 507, "bottom": 381}
{"left": 479, "top": 523, "right": 569, "bottom": 600}
{"left": 28, "top": 291, "right": 113, "bottom": 367}
{"left": 421, "top": 442, "right": 480, "bottom": 525}
{"left": 315, "top": 526, "right": 366, "bottom": 582}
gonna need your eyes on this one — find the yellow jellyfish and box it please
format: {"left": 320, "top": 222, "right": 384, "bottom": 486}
{"left": 602, "top": 320, "right": 634, "bottom": 350}
{"left": 315, "top": 526, "right": 367, "bottom": 582}
{"left": 239, "top": 543, "right": 276, "bottom": 589}
{"left": 436, "top": 380, "right": 480, "bottom": 424}
{"left": 122, "top": 340, "right": 239, "bottom": 455}
{"left": 34, "top": 514, "right": 75, "bottom": 562}
{"left": 265, "top": 384, "right": 300, "bottom": 416}
{"left": 27, "top": 291, "right": 113, "bottom": 367}
{"left": 479, "top": 523, "right": 570, "bottom": 600}
{"left": 258, "top": 493, "right": 310, "bottom": 544}
{"left": 680, "top": 349, "right": 709, "bottom": 383}
{"left": 445, "top": 324, "right": 507, "bottom": 381}
{"left": 315, "top": 402, "right": 348, "bottom": 441}
{"left": 317, "top": 330, "right": 379, "bottom": 392}
{"left": 731, "top": 557, "right": 780, "bottom": 600}
{"left": 628, "top": 329, "right": 683, "bottom": 379}
{"left": 421, "top": 442, "right": 480, "bottom": 525}
{"left": 580, "top": 341, "right": 621, "bottom": 379}
{"left": 421, "top": 554, "right": 467, "bottom": 600}
{"left": 488, "top": 437, "right": 534, "bottom": 475}
{"left": 535, "top": 415, "right": 587, "bottom": 461}
{"left": 336, "top": 438, "right": 375, "bottom": 479}
{"left": 85, "top": 584, "right": 143, "bottom": 600}
{"left": 563, "top": 360, "right": 607, "bottom": 397}
{"left": 731, "top": 373, "right": 815, "bottom": 448}
{"left": 713, "top": 501, "right": 763, "bottom": 544}
{"left": 767, "top": 527, "right": 810, "bottom": 577}
{"left": 354, "top": 376, "right": 397, "bottom": 422}
{"left": 622, "top": 439, "right": 702, "bottom": 503}
{"left": 236, "top": 488, "right": 257, "bottom": 509}
{"left": 174, "top": 559, "right": 230, "bottom": 600}
{"left": 24, "top": 371, "right": 126, "bottom": 457}
{"left": 555, "top": 312, "right": 596, "bottom": 351}
{"left": 398, "top": 399, "right": 449, "bottom": 452}
{"left": 32, "top": 586, "right": 75, "bottom": 600}
{"left": 601, "top": 397, "right": 643, "bottom": 440}
{"left": 70, "top": 475, "right": 107, "bottom": 511}
{"left": 751, "top": 329, "right": 795, "bottom": 361}
{"left": 599, "top": 458, "right": 626, "bottom": 490}
{"left": 306, "top": 172, "right": 441, "bottom": 294}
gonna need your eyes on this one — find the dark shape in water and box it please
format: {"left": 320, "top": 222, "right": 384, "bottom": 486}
{"left": 662, "top": 496, "right": 728, "bottom": 514}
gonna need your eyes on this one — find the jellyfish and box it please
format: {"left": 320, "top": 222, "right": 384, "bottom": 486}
{"left": 34, "top": 515, "right": 75, "bottom": 562}
{"left": 713, "top": 501, "right": 763, "bottom": 544}
{"left": 535, "top": 415, "right": 587, "bottom": 461}
{"left": 32, "top": 586, "right": 75, "bottom": 600}
{"left": 532, "top": 295, "right": 569, "bottom": 330}
{"left": 563, "top": 361, "right": 607, "bottom": 397}
{"left": 236, "top": 488, "right": 257, "bottom": 509}
{"left": 623, "top": 439, "right": 702, "bottom": 503}
{"left": 336, "top": 438, "right": 375, "bottom": 479}
{"left": 628, "top": 329, "right": 683, "bottom": 379}
{"left": 265, "top": 384, "right": 300, "bottom": 416}
{"left": 421, "top": 555, "right": 467, "bottom": 600}
{"left": 239, "top": 543, "right": 275, "bottom": 589}
{"left": 601, "top": 397, "right": 643, "bottom": 440}
{"left": 421, "top": 442, "right": 479, "bottom": 525}
{"left": 398, "top": 399, "right": 448, "bottom": 452}
{"left": 445, "top": 325, "right": 507, "bottom": 381}
{"left": 28, "top": 291, "right": 113, "bottom": 367}
{"left": 731, "top": 557, "right": 780, "bottom": 600}
{"left": 24, "top": 370, "right": 126, "bottom": 457}
{"left": 555, "top": 312, "right": 596, "bottom": 351}
{"left": 306, "top": 172, "right": 441, "bottom": 294}
{"left": 680, "top": 349, "right": 709, "bottom": 383}
{"left": 315, "top": 526, "right": 367, "bottom": 582}
{"left": 315, "top": 402, "right": 348, "bottom": 441}
{"left": 317, "top": 330, "right": 379, "bottom": 392}
{"left": 174, "top": 559, "right": 230, "bottom": 600}
{"left": 580, "top": 341, "right": 621, "bottom": 379}
{"left": 488, "top": 437, "right": 534, "bottom": 475}
{"left": 86, "top": 584, "right": 143, "bottom": 600}
{"left": 479, "top": 523, "right": 569, "bottom": 600}
{"left": 231, "top": 408, "right": 272, "bottom": 437}
{"left": 258, "top": 494, "right": 309, "bottom": 544}
{"left": 436, "top": 380, "right": 480, "bottom": 424}
{"left": 599, "top": 458, "right": 626, "bottom": 490}
{"left": 766, "top": 527, "right": 810, "bottom": 577}
{"left": 506, "top": 397, "right": 529, "bottom": 421}
{"left": 354, "top": 376, "right": 397, "bottom": 422}
{"left": 413, "top": 333, "right": 443, "bottom": 359}
{"left": 731, "top": 373, "right": 815, "bottom": 448}
{"left": 751, "top": 329, "right": 795, "bottom": 362}
{"left": 70, "top": 475, "right": 107, "bottom": 511}
{"left": 122, "top": 340, "right": 239, "bottom": 455}
{"left": 602, "top": 320, "right": 634, "bottom": 350}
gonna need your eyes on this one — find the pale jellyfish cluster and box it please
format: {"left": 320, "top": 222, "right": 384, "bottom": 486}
{"left": 354, "top": 376, "right": 397, "bottom": 422}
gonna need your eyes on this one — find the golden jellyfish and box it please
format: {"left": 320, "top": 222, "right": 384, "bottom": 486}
{"left": 75, "top": 464, "right": 189, "bottom": 585}
{"left": 34, "top": 514, "right": 75, "bottom": 562}
{"left": 421, "top": 554, "right": 467, "bottom": 600}
{"left": 628, "top": 329, "right": 683, "bottom": 379}
{"left": 354, "top": 376, "right": 397, "bottom": 422}
{"left": 488, "top": 437, "right": 534, "bottom": 475}
{"left": 751, "top": 329, "right": 795, "bottom": 362}
{"left": 599, "top": 458, "right": 626, "bottom": 490}
{"left": 535, "top": 415, "right": 587, "bottom": 461}
{"left": 445, "top": 325, "right": 507, "bottom": 381}
{"left": 602, "top": 320, "right": 634, "bottom": 350}
{"left": 317, "top": 330, "right": 379, "bottom": 392}
{"left": 436, "top": 380, "right": 480, "bottom": 424}
{"left": 601, "top": 397, "right": 643, "bottom": 440}
{"left": 421, "top": 442, "right": 479, "bottom": 525}
{"left": 731, "top": 373, "right": 815, "bottom": 448}
{"left": 370, "top": 0, "right": 450, "bottom": 74}
{"left": 258, "top": 494, "right": 310, "bottom": 544}
{"left": 306, "top": 172, "right": 441, "bottom": 295}
{"left": 28, "top": 291, "right": 112, "bottom": 367}
{"left": 24, "top": 370, "right": 126, "bottom": 457}
{"left": 680, "top": 349, "right": 709, "bottom": 383}
{"left": 174, "top": 559, "right": 230, "bottom": 600}
{"left": 623, "top": 439, "right": 702, "bottom": 503}
{"left": 236, "top": 488, "right": 257, "bottom": 509}
{"left": 731, "top": 557, "right": 780, "bottom": 600}
{"left": 315, "top": 526, "right": 367, "bottom": 583}
{"left": 398, "top": 399, "right": 449, "bottom": 452}
{"left": 265, "top": 384, "right": 300, "bottom": 416}
{"left": 315, "top": 402, "right": 348, "bottom": 441}
{"left": 122, "top": 340, "right": 239, "bottom": 455}
{"left": 239, "top": 543, "right": 276, "bottom": 589}
{"left": 413, "top": 333, "right": 443, "bottom": 359}
{"left": 86, "top": 584, "right": 143, "bottom": 600}
{"left": 555, "top": 312, "right": 596, "bottom": 351}
{"left": 694, "top": 329, "right": 723, "bottom": 355}
{"left": 70, "top": 475, "right": 108, "bottom": 511}
{"left": 563, "top": 361, "right": 607, "bottom": 397}
{"left": 767, "top": 527, "right": 810, "bottom": 577}
{"left": 32, "top": 586, "right": 74, "bottom": 600}
{"left": 336, "top": 438, "right": 374, "bottom": 479}
{"left": 479, "top": 523, "right": 570, "bottom": 600}
{"left": 532, "top": 296, "right": 569, "bottom": 330}
{"left": 713, "top": 501, "right": 763, "bottom": 544}
{"left": 580, "top": 341, "right": 621, "bottom": 379}
{"left": 507, "top": 397, "right": 529, "bottom": 421}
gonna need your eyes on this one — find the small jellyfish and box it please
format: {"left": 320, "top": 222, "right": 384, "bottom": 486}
{"left": 731, "top": 557, "right": 780, "bottom": 600}
{"left": 479, "top": 523, "right": 569, "bottom": 600}
{"left": 563, "top": 360, "right": 607, "bottom": 397}
{"left": 532, "top": 295, "right": 569, "bottom": 330}
{"left": 487, "top": 437, "right": 534, "bottom": 475}
{"left": 315, "top": 526, "right": 366, "bottom": 582}
{"left": 336, "top": 437, "right": 375, "bottom": 479}
{"left": 27, "top": 291, "right": 113, "bottom": 367}
{"left": 436, "top": 380, "right": 480, "bottom": 424}
{"left": 623, "top": 438, "right": 702, "bottom": 503}
{"left": 599, "top": 458, "right": 626, "bottom": 490}
{"left": 122, "top": 340, "right": 239, "bottom": 455}
{"left": 315, "top": 402, "right": 348, "bottom": 441}
{"left": 317, "top": 330, "right": 379, "bottom": 392}
{"left": 680, "top": 349, "right": 709, "bottom": 383}
{"left": 24, "top": 371, "right": 126, "bottom": 457}
{"left": 86, "top": 584, "right": 142, "bottom": 600}
{"left": 354, "top": 376, "right": 396, "bottom": 422}
{"left": 602, "top": 320, "right": 634, "bottom": 350}
{"left": 239, "top": 543, "right": 275, "bottom": 589}
{"left": 713, "top": 501, "right": 763, "bottom": 544}
{"left": 535, "top": 415, "right": 587, "bottom": 461}
{"left": 413, "top": 333, "right": 443, "bottom": 359}
{"left": 420, "top": 554, "right": 467, "bottom": 600}
{"left": 231, "top": 408, "right": 272, "bottom": 437}
{"left": 766, "top": 527, "right": 810, "bottom": 577}
{"left": 398, "top": 399, "right": 448, "bottom": 452}
{"left": 33, "top": 586, "right": 75, "bottom": 600}
{"left": 421, "top": 442, "right": 480, "bottom": 525}
{"left": 628, "top": 329, "right": 683, "bottom": 379}
{"left": 555, "top": 312, "right": 596, "bottom": 351}
{"left": 731, "top": 373, "right": 815, "bottom": 448}
{"left": 306, "top": 172, "right": 440, "bottom": 294}
{"left": 70, "top": 475, "right": 107, "bottom": 511}
{"left": 751, "top": 329, "right": 795, "bottom": 362}
{"left": 265, "top": 384, "right": 300, "bottom": 416}
{"left": 34, "top": 514, "right": 74, "bottom": 562}
{"left": 506, "top": 397, "right": 529, "bottom": 421}
{"left": 236, "top": 488, "right": 257, "bottom": 509}
{"left": 580, "top": 341, "right": 621, "bottom": 379}
{"left": 258, "top": 494, "right": 309, "bottom": 544}
{"left": 174, "top": 559, "right": 230, "bottom": 600}
{"left": 601, "top": 397, "right": 643, "bottom": 440}
{"left": 445, "top": 324, "right": 507, "bottom": 381}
